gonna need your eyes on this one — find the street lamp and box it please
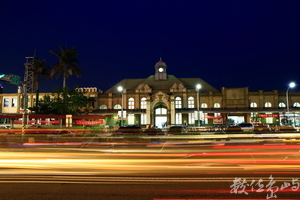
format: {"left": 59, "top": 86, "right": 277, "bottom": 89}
{"left": 286, "top": 82, "right": 296, "bottom": 125}
{"left": 117, "top": 86, "right": 124, "bottom": 126}
{"left": 196, "top": 84, "right": 202, "bottom": 127}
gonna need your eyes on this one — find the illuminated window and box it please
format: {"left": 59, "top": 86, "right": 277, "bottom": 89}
{"left": 250, "top": 102, "right": 257, "bottom": 108}
{"left": 12, "top": 98, "right": 17, "bottom": 107}
{"left": 293, "top": 102, "right": 300, "bottom": 107}
{"left": 114, "top": 104, "right": 121, "bottom": 109}
{"left": 128, "top": 114, "right": 134, "bottom": 125}
{"left": 188, "top": 97, "right": 194, "bottom": 108}
{"left": 188, "top": 113, "right": 195, "bottom": 124}
{"left": 214, "top": 103, "right": 220, "bottom": 108}
{"left": 175, "top": 97, "right": 182, "bottom": 108}
{"left": 141, "top": 97, "right": 147, "bottom": 109}
{"left": 4, "top": 98, "right": 9, "bottom": 107}
{"left": 141, "top": 114, "right": 146, "bottom": 124}
{"left": 201, "top": 103, "right": 207, "bottom": 108}
{"left": 99, "top": 105, "right": 107, "bottom": 109}
{"left": 265, "top": 112, "right": 273, "bottom": 124}
{"left": 265, "top": 102, "right": 272, "bottom": 107}
{"left": 203, "top": 113, "right": 208, "bottom": 124}
{"left": 155, "top": 108, "right": 167, "bottom": 115}
{"left": 128, "top": 98, "right": 134, "bottom": 109}
{"left": 279, "top": 102, "right": 286, "bottom": 107}
{"left": 176, "top": 113, "right": 182, "bottom": 124}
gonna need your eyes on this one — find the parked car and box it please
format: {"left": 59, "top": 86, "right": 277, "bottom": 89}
{"left": 115, "top": 125, "right": 143, "bottom": 134}
{"left": 57, "top": 130, "right": 75, "bottom": 135}
{"left": 0, "top": 125, "right": 10, "bottom": 129}
{"left": 143, "top": 127, "right": 165, "bottom": 136}
{"left": 254, "top": 124, "right": 271, "bottom": 133}
{"left": 237, "top": 123, "right": 254, "bottom": 132}
{"left": 167, "top": 125, "right": 188, "bottom": 135}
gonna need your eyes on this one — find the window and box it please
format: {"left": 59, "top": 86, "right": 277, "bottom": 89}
{"left": 293, "top": 102, "right": 300, "bottom": 107}
{"left": 128, "top": 98, "right": 134, "bottom": 109}
{"left": 175, "top": 113, "right": 182, "bottom": 124}
{"left": 128, "top": 114, "right": 135, "bottom": 125}
{"left": 188, "top": 113, "right": 195, "bottom": 124}
{"left": 188, "top": 97, "right": 194, "bottom": 108}
{"left": 214, "top": 103, "right": 220, "bottom": 108}
{"left": 12, "top": 98, "right": 17, "bottom": 107}
{"left": 175, "top": 97, "right": 182, "bottom": 108}
{"left": 203, "top": 113, "right": 208, "bottom": 124}
{"left": 250, "top": 102, "right": 257, "bottom": 108}
{"left": 4, "top": 98, "right": 9, "bottom": 107}
{"left": 279, "top": 102, "right": 286, "bottom": 108}
{"left": 141, "top": 97, "right": 147, "bottom": 109}
{"left": 99, "top": 105, "right": 107, "bottom": 109}
{"left": 141, "top": 114, "right": 146, "bottom": 125}
{"left": 265, "top": 102, "right": 272, "bottom": 107}
{"left": 114, "top": 104, "right": 122, "bottom": 109}
{"left": 155, "top": 108, "right": 167, "bottom": 115}
{"left": 265, "top": 112, "right": 273, "bottom": 124}
{"left": 201, "top": 103, "right": 207, "bottom": 108}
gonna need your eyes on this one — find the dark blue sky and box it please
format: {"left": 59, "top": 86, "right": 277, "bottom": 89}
{"left": 1, "top": 0, "right": 300, "bottom": 93}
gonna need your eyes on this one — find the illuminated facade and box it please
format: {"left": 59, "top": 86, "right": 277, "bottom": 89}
{"left": 1, "top": 59, "right": 300, "bottom": 127}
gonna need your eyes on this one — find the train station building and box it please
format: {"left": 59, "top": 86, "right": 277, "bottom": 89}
{"left": 1, "top": 58, "right": 300, "bottom": 128}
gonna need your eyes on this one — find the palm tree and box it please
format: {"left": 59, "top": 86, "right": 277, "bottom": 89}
{"left": 49, "top": 45, "right": 81, "bottom": 88}
{"left": 29, "top": 57, "right": 51, "bottom": 111}
{"left": 30, "top": 57, "right": 51, "bottom": 92}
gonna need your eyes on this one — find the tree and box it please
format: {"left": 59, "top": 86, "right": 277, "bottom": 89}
{"left": 30, "top": 57, "right": 51, "bottom": 92}
{"left": 49, "top": 46, "right": 81, "bottom": 88}
{"left": 29, "top": 87, "right": 92, "bottom": 115}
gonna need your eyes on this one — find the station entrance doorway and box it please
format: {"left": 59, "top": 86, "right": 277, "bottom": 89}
{"left": 154, "top": 102, "right": 168, "bottom": 128}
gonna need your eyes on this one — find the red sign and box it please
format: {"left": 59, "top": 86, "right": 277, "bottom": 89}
{"left": 258, "top": 114, "right": 279, "bottom": 118}
{"left": 205, "top": 115, "right": 223, "bottom": 119}
{"left": 75, "top": 120, "right": 104, "bottom": 125}
{"left": 213, "top": 118, "right": 223, "bottom": 124}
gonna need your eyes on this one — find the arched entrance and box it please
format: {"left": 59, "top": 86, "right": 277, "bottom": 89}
{"left": 153, "top": 102, "right": 168, "bottom": 128}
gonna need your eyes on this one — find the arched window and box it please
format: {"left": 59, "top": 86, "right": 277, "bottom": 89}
{"left": 114, "top": 104, "right": 121, "bottom": 109}
{"left": 141, "top": 97, "right": 147, "bottom": 109}
{"left": 99, "top": 105, "right": 107, "bottom": 109}
{"left": 250, "top": 102, "right": 257, "bottom": 108}
{"left": 293, "top": 102, "right": 300, "bottom": 107}
{"left": 188, "top": 97, "right": 194, "bottom": 108}
{"left": 213, "top": 103, "right": 220, "bottom": 108}
{"left": 265, "top": 102, "right": 272, "bottom": 108}
{"left": 128, "top": 98, "right": 134, "bottom": 109}
{"left": 175, "top": 97, "right": 182, "bottom": 108}
{"left": 279, "top": 102, "right": 286, "bottom": 108}
{"left": 201, "top": 103, "right": 207, "bottom": 108}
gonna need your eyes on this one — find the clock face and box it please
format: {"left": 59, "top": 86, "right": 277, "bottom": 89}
{"left": 158, "top": 67, "right": 164, "bottom": 72}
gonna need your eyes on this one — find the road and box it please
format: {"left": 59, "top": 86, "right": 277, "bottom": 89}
{"left": 0, "top": 134, "right": 300, "bottom": 199}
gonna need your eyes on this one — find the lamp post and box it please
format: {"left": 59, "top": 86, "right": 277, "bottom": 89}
{"left": 286, "top": 82, "right": 296, "bottom": 125}
{"left": 196, "top": 84, "right": 202, "bottom": 127}
{"left": 117, "top": 86, "right": 124, "bottom": 126}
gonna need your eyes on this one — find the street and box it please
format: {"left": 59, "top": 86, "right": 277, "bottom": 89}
{"left": 0, "top": 134, "right": 300, "bottom": 199}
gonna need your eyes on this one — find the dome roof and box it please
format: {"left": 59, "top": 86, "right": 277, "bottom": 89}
{"left": 154, "top": 57, "right": 167, "bottom": 67}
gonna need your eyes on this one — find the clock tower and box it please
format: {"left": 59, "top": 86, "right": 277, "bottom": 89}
{"left": 154, "top": 58, "right": 167, "bottom": 80}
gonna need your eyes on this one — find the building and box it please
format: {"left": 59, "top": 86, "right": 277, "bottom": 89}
{"left": 1, "top": 58, "right": 300, "bottom": 127}
{"left": 94, "top": 58, "right": 300, "bottom": 128}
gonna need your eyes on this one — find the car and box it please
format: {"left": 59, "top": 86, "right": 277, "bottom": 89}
{"left": 237, "top": 123, "right": 254, "bottom": 132}
{"left": 143, "top": 127, "right": 165, "bottom": 136}
{"left": 254, "top": 124, "right": 271, "bottom": 133}
{"left": 167, "top": 125, "right": 188, "bottom": 135}
{"left": 57, "top": 130, "right": 75, "bottom": 135}
{"left": 0, "top": 125, "right": 10, "bottom": 129}
{"left": 115, "top": 125, "right": 143, "bottom": 134}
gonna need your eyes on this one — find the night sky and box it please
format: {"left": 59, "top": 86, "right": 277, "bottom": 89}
{"left": 1, "top": 0, "right": 300, "bottom": 93}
